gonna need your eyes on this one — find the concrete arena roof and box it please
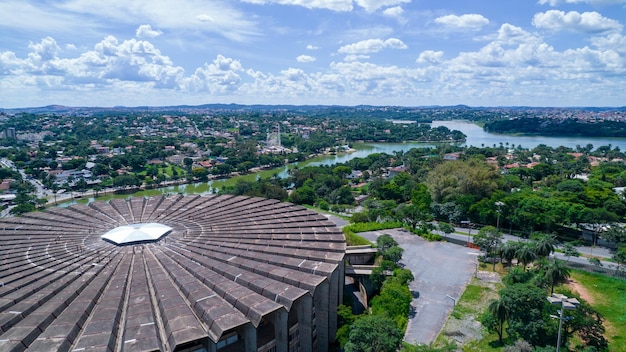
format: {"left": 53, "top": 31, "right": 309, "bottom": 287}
{"left": 0, "top": 194, "right": 346, "bottom": 351}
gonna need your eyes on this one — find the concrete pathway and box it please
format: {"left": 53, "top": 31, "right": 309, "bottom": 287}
{"left": 355, "top": 228, "right": 478, "bottom": 345}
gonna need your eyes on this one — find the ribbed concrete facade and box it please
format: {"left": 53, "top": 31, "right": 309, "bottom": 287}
{"left": 0, "top": 195, "right": 345, "bottom": 352}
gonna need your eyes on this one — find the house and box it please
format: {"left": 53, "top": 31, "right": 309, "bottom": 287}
{"left": 443, "top": 152, "right": 461, "bottom": 160}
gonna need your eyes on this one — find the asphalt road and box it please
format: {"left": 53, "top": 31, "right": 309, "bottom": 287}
{"left": 355, "top": 228, "right": 479, "bottom": 345}
{"left": 444, "top": 227, "right": 614, "bottom": 266}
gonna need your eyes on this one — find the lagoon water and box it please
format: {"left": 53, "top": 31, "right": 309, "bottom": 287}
{"left": 432, "top": 120, "right": 626, "bottom": 151}
{"left": 58, "top": 120, "right": 626, "bottom": 204}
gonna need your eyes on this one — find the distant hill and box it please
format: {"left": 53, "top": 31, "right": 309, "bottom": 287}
{"left": 1, "top": 103, "right": 624, "bottom": 115}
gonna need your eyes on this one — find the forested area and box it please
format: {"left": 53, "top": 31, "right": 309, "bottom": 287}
{"left": 484, "top": 118, "right": 626, "bottom": 137}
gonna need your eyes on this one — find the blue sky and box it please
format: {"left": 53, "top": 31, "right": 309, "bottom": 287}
{"left": 1, "top": 0, "right": 625, "bottom": 108}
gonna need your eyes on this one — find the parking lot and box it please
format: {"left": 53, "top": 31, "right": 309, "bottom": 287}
{"left": 356, "top": 229, "right": 479, "bottom": 345}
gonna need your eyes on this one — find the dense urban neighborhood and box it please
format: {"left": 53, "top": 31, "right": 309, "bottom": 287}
{"left": 1, "top": 105, "right": 626, "bottom": 352}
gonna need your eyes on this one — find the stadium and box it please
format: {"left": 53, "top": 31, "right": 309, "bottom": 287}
{"left": 0, "top": 195, "right": 345, "bottom": 352}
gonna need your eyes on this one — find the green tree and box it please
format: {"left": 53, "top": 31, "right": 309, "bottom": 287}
{"left": 533, "top": 233, "right": 557, "bottom": 259}
{"left": 500, "top": 283, "right": 550, "bottom": 346}
{"left": 370, "top": 260, "right": 395, "bottom": 289}
{"left": 544, "top": 260, "right": 570, "bottom": 295}
{"left": 602, "top": 224, "right": 626, "bottom": 246}
{"left": 438, "top": 222, "right": 455, "bottom": 239}
{"left": 10, "top": 202, "right": 36, "bottom": 215}
{"left": 515, "top": 243, "right": 537, "bottom": 271}
{"left": 351, "top": 211, "right": 369, "bottom": 223}
{"left": 499, "top": 241, "right": 520, "bottom": 267}
{"left": 370, "top": 280, "right": 412, "bottom": 329}
{"left": 564, "top": 298, "right": 608, "bottom": 351}
{"left": 561, "top": 243, "right": 580, "bottom": 262}
{"left": 191, "top": 167, "right": 209, "bottom": 181}
{"left": 399, "top": 203, "right": 431, "bottom": 232}
{"left": 289, "top": 185, "right": 316, "bottom": 205}
{"left": 344, "top": 315, "right": 403, "bottom": 352}
{"left": 483, "top": 298, "right": 509, "bottom": 344}
{"left": 376, "top": 234, "right": 398, "bottom": 253}
{"left": 613, "top": 249, "right": 626, "bottom": 275}
{"left": 474, "top": 225, "right": 503, "bottom": 270}
{"left": 588, "top": 257, "right": 602, "bottom": 268}
{"left": 183, "top": 157, "right": 193, "bottom": 169}
{"left": 384, "top": 246, "right": 404, "bottom": 264}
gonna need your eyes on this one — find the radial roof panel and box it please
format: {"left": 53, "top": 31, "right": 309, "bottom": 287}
{"left": 0, "top": 195, "right": 345, "bottom": 351}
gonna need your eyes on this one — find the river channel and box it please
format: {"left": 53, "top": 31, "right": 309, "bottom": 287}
{"left": 58, "top": 120, "right": 626, "bottom": 205}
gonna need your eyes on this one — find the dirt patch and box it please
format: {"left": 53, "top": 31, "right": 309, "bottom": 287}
{"left": 566, "top": 278, "right": 595, "bottom": 304}
{"left": 438, "top": 274, "right": 501, "bottom": 347}
{"left": 476, "top": 271, "right": 502, "bottom": 283}
{"left": 566, "top": 278, "right": 619, "bottom": 345}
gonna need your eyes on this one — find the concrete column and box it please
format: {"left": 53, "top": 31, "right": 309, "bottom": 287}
{"left": 273, "top": 309, "right": 288, "bottom": 352}
{"left": 296, "top": 294, "right": 313, "bottom": 352}
{"left": 338, "top": 260, "right": 345, "bottom": 306}
{"left": 328, "top": 268, "right": 340, "bottom": 343}
{"left": 243, "top": 323, "right": 257, "bottom": 352}
{"left": 315, "top": 280, "right": 330, "bottom": 352}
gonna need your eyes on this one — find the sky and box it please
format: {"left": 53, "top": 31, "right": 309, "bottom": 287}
{"left": 1, "top": 0, "right": 626, "bottom": 108}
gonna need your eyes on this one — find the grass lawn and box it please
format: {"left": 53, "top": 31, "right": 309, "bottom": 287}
{"left": 570, "top": 270, "right": 626, "bottom": 351}
{"left": 435, "top": 263, "right": 504, "bottom": 351}
{"left": 435, "top": 265, "right": 625, "bottom": 352}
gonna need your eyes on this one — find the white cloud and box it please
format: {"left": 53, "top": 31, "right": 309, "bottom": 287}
{"left": 355, "top": 0, "right": 410, "bottom": 12}
{"left": 538, "top": 0, "right": 626, "bottom": 5}
{"left": 0, "top": 1, "right": 84, "bottom": 33}
{"left": 343, "top": 54, "right": 370, "bottom": 62}
{"left": 297, "top": 55, "right": 316, "bottom": 62}
{"left": 136, "top": 24, "right": 163, "bottom": 38}
{"left": 417, "top": 50, "right": 444, "bottom": 64}
{"left": 240, "top": 0, "right": 409, "bottom": 12}
{"left": 382, "top": 6, "right": 404, "bottom": 18}
{"left": 28, "top": 37, "right": 61, "bottom": 62}
{"left": 58, "top": 0, "right": 260, "bottom": 42}
{"left": 533, "top": 10, "right": 623, "bottom": 34}
{"left": 196, "top": 14, "right": 214, "bottom": 22}
{"left": 241, "top": 0, "right": 354, "bottom": 12}
{"left": 185, "top": 55, "right": 243, "bottom": 92}
{"left": 2, "top": 15, "right": 626, "bottom": 108}
{"left": 591, "top": 33, "right": 626, "bottom": 55}
{"left": 338, "top": 38, "right": 407, "bottom": 54}
{"left": 434, "top": 14, "right": 490, "bottom": 30}
{"left": 496, "top": 24, "right": 537, "bottom": 45}
{"left": 307, "top": 44, "right": 320, "bottom": 50}
{"left": 1, "top": 35, "right": 185, "bottom": 89}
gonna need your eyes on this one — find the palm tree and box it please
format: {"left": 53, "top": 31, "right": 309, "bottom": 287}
{"left": 515, "top": 243, "right": 537, "bottom": 271}
{"left": 499, "top": 241, "right": 519, "bottom": 267}
{"left": 534, "top": 233, "right": 556, "bottom": 259}
{"left": 544, "top": 260, "right": 571, "bottom": 295}
{"left": 487, "top": 298, "right": 509, "bottom": 344}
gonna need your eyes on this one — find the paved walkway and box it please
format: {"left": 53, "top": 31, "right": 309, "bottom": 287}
{"left": 355, "top": 228, "right": 478, "bottom": 345}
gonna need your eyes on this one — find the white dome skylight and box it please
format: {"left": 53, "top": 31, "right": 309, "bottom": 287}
{"left": 101, "top": 222, "right": 172, "bottom": 245}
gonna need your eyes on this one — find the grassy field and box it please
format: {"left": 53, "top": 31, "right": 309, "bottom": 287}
{"left": 570, "top": 270, "right": 626, "bottom": 351}
{"left": 436, "top": 266, "right": 626, "bottom": 351}
{"left": 435, "top": 264, "right": 504, "bottom": 351}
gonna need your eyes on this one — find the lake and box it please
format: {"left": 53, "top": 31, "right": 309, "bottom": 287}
{"left": 432, "top": 120, "right": 626, "bottom": 151}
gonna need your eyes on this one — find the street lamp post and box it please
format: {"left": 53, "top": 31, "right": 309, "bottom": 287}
{"left": 547, "top": 293, "right": 580, "bottom": 352}
{"left": 495, "top": 201, "right": 505, "bottom": 233}
{"left": 495, "top": 202, "right": 504, "bottom": 230}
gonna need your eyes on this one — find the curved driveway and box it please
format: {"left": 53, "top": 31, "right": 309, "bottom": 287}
{"left": 356, "top": 228, "right": 478, "bottom": 345}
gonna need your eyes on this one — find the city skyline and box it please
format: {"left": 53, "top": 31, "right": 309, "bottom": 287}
{"left": 1, "top": 0, "right": 626, "bottom": 108}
